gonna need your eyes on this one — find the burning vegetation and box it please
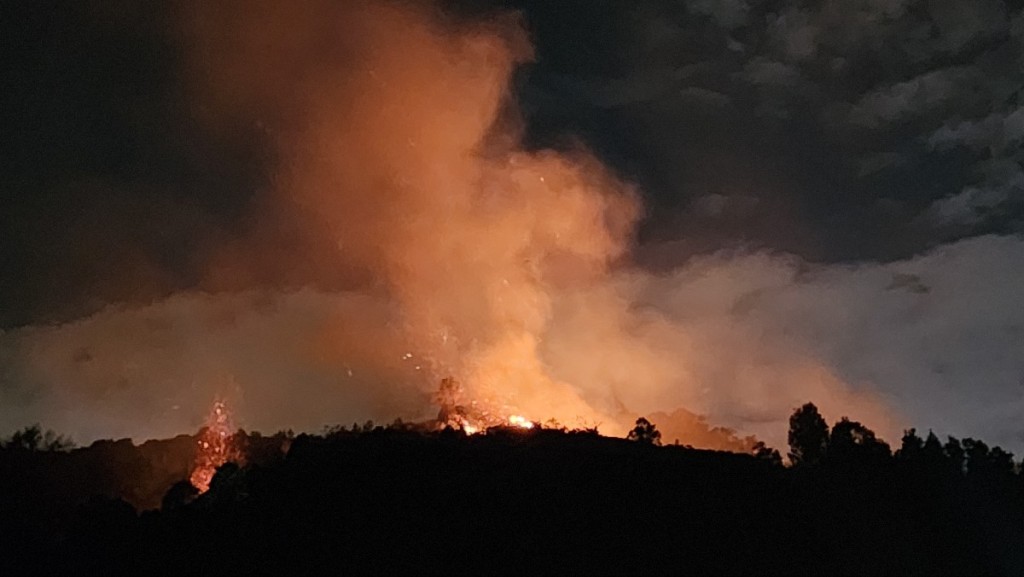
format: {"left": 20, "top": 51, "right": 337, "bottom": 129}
{"left": 433, "top": 377, "right": 537, "bottom": 434}
{"left": 189, "top": 398, "right": 243, "bottom": 493}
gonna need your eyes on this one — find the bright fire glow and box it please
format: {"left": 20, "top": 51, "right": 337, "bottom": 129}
{"left": 190, "top": 398, "right": 241, "bottom": 493}
{"left": 508, "top": 415, "right": 534, "bottom": 429}
{"left": 434, "top": 377, "right": 539, "bottom": 434}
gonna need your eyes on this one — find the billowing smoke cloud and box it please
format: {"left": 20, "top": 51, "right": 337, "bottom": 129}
{"left": 186, "top": 0, "right": 641, "bottom": 429}
{"left": 2, "top": 1, "right": 1021, "bottom": 455}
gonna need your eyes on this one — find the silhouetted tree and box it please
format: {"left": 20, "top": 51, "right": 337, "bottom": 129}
{"left": 322, "top": 424, "right": 346, "bottom": 438}
{"left": 961, "top": 438, "right": 1015, "bottom": 480}
{"left": 627, "top": 417, "right": 662, "bottom": 446}
{"left": 787, "top": 403, "right": 829, "bottom": 466}
{"left": 897, "top": 428, "right": 924, "bottom": 461}
{"left": 987, "top": 447, "right": 1015, "bottom": 477}
{"left": 43, "top": 429, "right": 74, "bottom": 451}
{"left": 962, "top": 437, "right": 990, "bottom": 475}
{"left": 5, "top": 424, "right": 43, "bottom": 450}
{"left": 944, "top": 436, "right": 965, "bottom": 475}
{"left": 3, "top": 424, "right": 75, "bottom": 451}
{"left": 828, "top": 417, "right": 891, "bottom": 464}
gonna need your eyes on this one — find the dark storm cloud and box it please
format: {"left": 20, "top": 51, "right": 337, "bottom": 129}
{"left": 509, "top": 0, "right": 1024, "bottom": 262}
{"left": 0, "top": 1, "right": 272, "bottom": 327}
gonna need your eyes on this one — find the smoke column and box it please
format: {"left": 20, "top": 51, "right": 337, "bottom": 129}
{"left": 15, "top": 0, "right": 1006, "bottom": 452}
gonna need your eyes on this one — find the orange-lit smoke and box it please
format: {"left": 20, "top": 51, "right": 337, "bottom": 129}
{"left": 186, "top": 0, "right": 641, "bottom": 431}
{"left": 180, "top": 0, "right": 899, "bottom": 444}
{"left": 0, "top": 0, "right": 908, "bottom": 452}
{"left": 176, "top": 0, "right": 897, "bottom": 442}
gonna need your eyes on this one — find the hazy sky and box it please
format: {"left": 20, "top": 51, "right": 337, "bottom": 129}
{"left": 1, "top": 1, "right": 1022, "bottom": 452}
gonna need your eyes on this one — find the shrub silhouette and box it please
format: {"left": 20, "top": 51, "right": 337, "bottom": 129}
{"left": 627, "top": 417, "right": 662, "bottom": 445}
{"left": 752, "top": 441, "right": 783, "bottom": 466}
{"left": 3, "top": 424, "right": 75, "bottom": 451}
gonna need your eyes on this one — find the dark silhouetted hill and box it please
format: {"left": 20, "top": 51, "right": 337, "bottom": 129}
{"left": 1, "top": 419, "right": 1022, "bottom": 575}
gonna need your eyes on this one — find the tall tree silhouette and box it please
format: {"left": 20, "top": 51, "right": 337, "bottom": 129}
{"left": 897, "top": 428, "right": 923, "bottom": 460}
{"left": 788, "top": 403, "right": 829, "bottom": 466}
{"left": 944, "top": 436, "right": 965, "bottom": 475}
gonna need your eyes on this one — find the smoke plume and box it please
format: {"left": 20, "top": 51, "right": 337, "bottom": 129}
{"left": 12, "top": 0, "right": 1022, "bottom": 454}
{"left": 188, "top": 0, "right": 644, "bottom": 430}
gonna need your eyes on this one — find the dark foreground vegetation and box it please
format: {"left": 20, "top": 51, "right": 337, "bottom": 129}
{"left": 2, "top": 404, "right": 1023, "bottom": 576}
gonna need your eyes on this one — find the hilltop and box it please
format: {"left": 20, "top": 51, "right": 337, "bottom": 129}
{"left": 1, "top": 413, "right": 1023, "bottom": 575}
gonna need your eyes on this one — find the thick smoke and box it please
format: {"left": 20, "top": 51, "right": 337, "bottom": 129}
{"left": 187, "top": 0, "right": 642, "bottom": 430}
{"left": 5, "top": 1, "right": 1021, "bottom": 454}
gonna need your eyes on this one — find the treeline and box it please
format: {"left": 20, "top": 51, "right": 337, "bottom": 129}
{"left": 1, "top": 424, "right": 75, "bottom": 452}
{"left": 1, "top": 404, "right": 1022, "bottom": 575}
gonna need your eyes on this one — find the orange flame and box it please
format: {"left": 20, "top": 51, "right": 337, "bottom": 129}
{"left": 190, "top": 398, "right": 241, "bottom": 493}
{"left": 507, "top": 415, "right": 534, "bottom": 429}
{"left": 433, "top": 377, "right": 539, "bottom": 434}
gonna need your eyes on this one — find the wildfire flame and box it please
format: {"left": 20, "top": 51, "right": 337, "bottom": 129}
{"left": 190, "top": 398, "right": 242, "bottom": 493}
{"left": 507, "top": 415, "right": 534, "bottom": 429}
{"left": 434, "top": 376, "right": 537, "bottom": 434}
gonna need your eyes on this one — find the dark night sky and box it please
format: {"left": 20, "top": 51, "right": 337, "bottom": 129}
{"left": 1, "top": 1, "right": 1022, "bottom": 450}
{"left": 3, "top": 0, "right": 1022, "bottom": 328}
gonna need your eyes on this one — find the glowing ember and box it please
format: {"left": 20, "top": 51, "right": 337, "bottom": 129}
{"left": 190, "top": 398, "right": 242, "bottom": 493}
